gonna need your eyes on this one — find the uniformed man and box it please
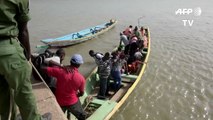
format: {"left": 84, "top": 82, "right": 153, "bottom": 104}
{"left": 0, "top": 0, "right": 51, "bottom": 120}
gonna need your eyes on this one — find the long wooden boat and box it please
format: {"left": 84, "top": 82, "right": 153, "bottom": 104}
{"left": 41, "top": 20, "right": 117, "bottom": 47}
{"left": 78, "top": 27, "right": 151, "bottom": 120}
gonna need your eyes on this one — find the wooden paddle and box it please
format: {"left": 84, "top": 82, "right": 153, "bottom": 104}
{"left": 83, "top": 96, "right": 93, "bottom": 110}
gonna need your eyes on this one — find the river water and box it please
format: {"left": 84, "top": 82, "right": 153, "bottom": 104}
{"left": 30, "top": 0, "right": 213, "bottom": 119}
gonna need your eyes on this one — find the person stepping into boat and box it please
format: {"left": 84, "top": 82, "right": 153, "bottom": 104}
{"left": 43, "top": 54, "right": 86, "bottom": 120}
{"left": 44, "top": 48, "right": 66, "bottom": 94}
{"left": 96, "top": 52, "right": 111, "bottom": 99}
{"left": 89, "top": 50, "right": 104, "bottom": 65}
{"left": 44, "top": 48, "right": 65, "bottom": 67}
{"left": 89, "top": 50, "right": 104, "bottom": 74}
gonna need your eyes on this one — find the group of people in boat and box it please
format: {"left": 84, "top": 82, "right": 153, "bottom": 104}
{"left": 120, "top": 25, "right": 148, "bottom": 73}
{"left": 89, "top": 49, "right": 126, "bottom": 100}
{"left": 31, "top": 24, "right": 148, "bottom": 120}
{"left": 87, "top": 25, "right": 148, "bottom": 100}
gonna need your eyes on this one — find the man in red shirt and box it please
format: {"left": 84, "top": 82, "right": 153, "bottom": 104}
{"left": 43, "top": 54, "right": 86, "bottom": 120}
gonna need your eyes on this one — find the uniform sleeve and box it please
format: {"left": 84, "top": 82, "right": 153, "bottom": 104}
{"left": 17, "top": 0, "right": 31, "bottom": 22}
{"left": 46, "top": 67, "right": 61, "bottom": 78}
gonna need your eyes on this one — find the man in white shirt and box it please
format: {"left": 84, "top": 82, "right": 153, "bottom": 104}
{"left": 120, "top": 32, "right": 129, "bottom": 47}
{"left": 44, "top": 48, "right": 65, "bottom": 67}
{"left": 44, "top": 48, "right": 65, "bottom": 93}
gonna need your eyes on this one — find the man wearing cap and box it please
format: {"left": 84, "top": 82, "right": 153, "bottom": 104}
{"left": 43, "top": 54, "right": 86, "bottom": 120}
{"left": 0, "top": 0, "right": 51, "bottom": 120}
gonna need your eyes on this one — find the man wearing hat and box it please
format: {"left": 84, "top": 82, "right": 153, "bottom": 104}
{"left": 43, "top": 54, "right": 86, "bottom": 120}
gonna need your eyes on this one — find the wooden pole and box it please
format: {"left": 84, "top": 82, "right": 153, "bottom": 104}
{"left": 29, "top": 60, "right": 53, "bottom": 95}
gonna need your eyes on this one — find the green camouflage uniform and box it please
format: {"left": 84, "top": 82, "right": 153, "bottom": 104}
{"left": 0, "top": 0, "right": 42, "bottom": 120}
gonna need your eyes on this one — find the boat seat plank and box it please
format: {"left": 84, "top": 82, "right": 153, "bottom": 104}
{"left": 121, "top": 74, "right": 138, "bottom": 80}
{"left": 121, "top": 78, "right": 135, "bottom": 83}
{"left": 110, "top": 83, "right": 131, "bottom": 102}
{"left": 91, "top": 98, "right": 107, "bottom": 105}
{"left": 87, "top": 100, "right": 117, "bottom": 120}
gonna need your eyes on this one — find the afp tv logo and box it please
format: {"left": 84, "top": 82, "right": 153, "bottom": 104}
{"left": 175, "top": 7, "right": 202, "bottom": 26}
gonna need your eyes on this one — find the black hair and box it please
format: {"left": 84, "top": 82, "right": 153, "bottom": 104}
{"left": 117, "top": 47, "right": 122, "bottom": 51}
{"left": 134, "top": 26, "right": 138, "bottom": 31}
{"left": 56, "top": 48, "right": 65, "bottom": 56}
{"left": 89, "top": 50, "right": 95, "bottom": 56}
{"left": 70, "top": 61, "right": 80, "bottom": 68}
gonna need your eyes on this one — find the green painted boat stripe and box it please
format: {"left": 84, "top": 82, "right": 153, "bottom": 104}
{"left": 86, "top": 73, "right": 99, "bottom": 94}
{"left": 88, "top": 100, "right": 117, "bottom": 120}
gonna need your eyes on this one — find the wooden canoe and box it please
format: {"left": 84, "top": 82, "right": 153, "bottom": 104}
{"left": 31, "top": 27, "right": 150, "bottom": 120}
{"left": 77, "top": 27, "right": 151, "bottom": 120}
{"left": 41, "top": 20, "right": 117, "bottom": 47}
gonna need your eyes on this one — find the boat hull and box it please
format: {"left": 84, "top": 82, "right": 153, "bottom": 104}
{"left": 41, "top": 20, "right": 118, "bottom": 47}
{"left": 80, "top": 27, "right": 151, "bottom": 120}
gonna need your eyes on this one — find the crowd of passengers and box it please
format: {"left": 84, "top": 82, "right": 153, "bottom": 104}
{"left": 88, "top": 25, "right": 148, "bottom": 100}
{"left": 118, "top": 25, "right": 148, "bottom": 76}
{"left": 32, "top": 25, "right": 148, "bottom": 119}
